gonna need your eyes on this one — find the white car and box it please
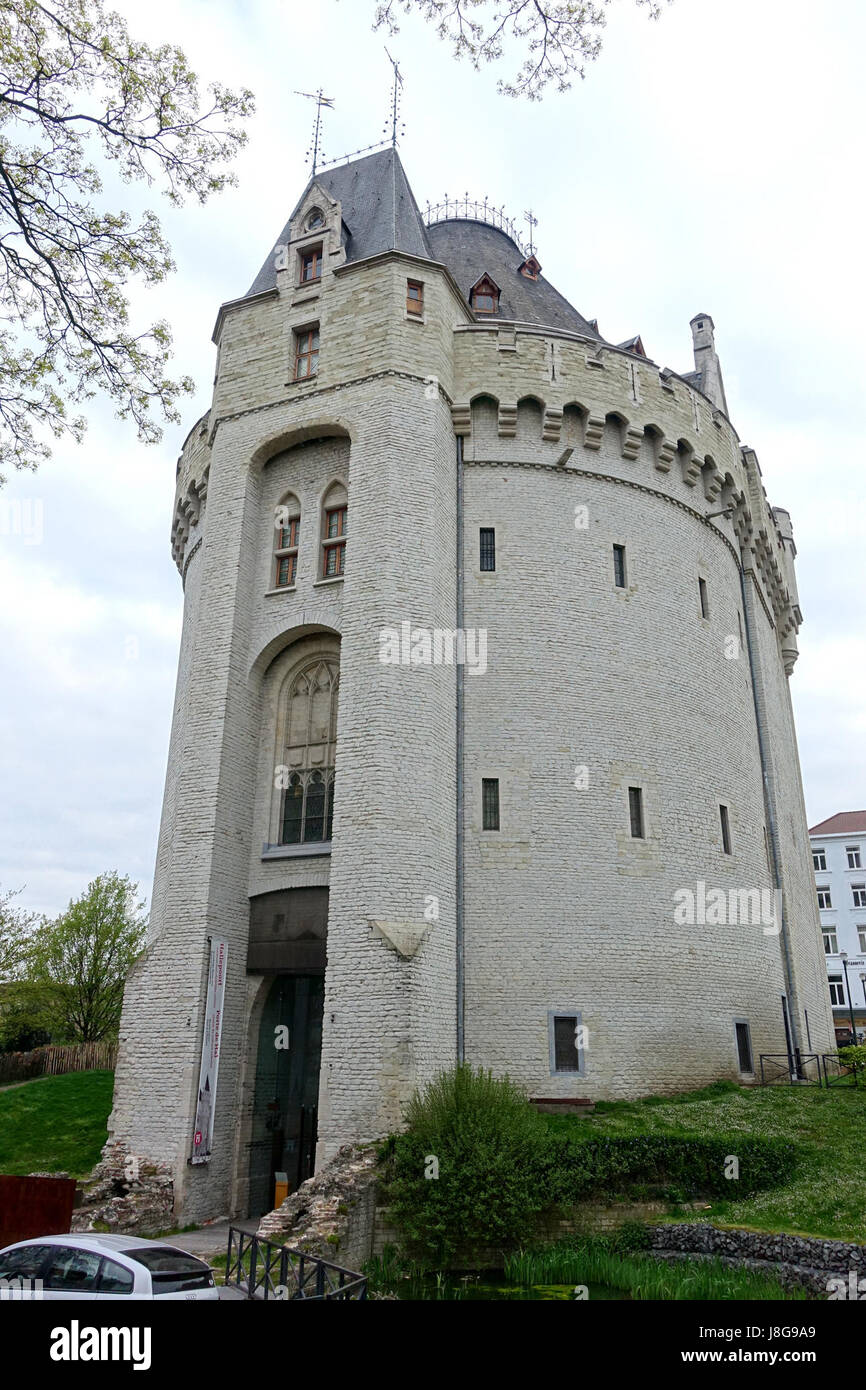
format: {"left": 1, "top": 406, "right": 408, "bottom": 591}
{"left": 0, "top": 1233, "right": 218, "bottom": 1300}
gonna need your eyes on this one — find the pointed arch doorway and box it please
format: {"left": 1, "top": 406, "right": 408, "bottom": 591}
{"left": 248, "top": 973, "right": 325, "bottom": 1219}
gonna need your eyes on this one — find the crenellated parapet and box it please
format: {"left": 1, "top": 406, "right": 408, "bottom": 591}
{"left": 450, "top": 325, "right": 803, "bottom": 669}
{"left": 170, "top": 412, "right": 212, "bottom": 575}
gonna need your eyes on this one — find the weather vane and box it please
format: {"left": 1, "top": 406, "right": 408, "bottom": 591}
{"left": 295, "top": 89, "right": 335, "bottom": 175}
{"left": 384, "top": 48, "right": 405, "bottom": 148}
{"left": 523, "top": 209, "right": 538, "bottom": 257}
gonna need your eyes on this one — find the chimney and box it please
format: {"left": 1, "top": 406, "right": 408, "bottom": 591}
{"left": 690, "top": 313, "right": 729, "bottom": 415}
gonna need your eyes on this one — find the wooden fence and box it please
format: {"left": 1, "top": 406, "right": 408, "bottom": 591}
{"left": 0, "top": 1041, "right": 117, "bottom": 1086}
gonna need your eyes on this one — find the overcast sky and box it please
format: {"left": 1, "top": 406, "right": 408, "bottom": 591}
{"left": 2, "top": 0, "right": 864, "bottom": 918}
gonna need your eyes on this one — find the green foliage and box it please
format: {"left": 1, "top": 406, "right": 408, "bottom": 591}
{"left": 503, "top": 1238, "right": 809, "bottom": 1301}
{"left": 0, "top": 978, "right": 55, "bottom": 1050}
{"left": 542, "top": 1130, "right": 798, "bottom": 1201}
{"left": 381, "top": 1065, "right": 553, "bottom": 1266}
{"left": 837, "top": 1045, "right": 866, "bottom": 1074}
{"left": 27, "top": 872, "right": 146, "bottom": 1042}
{"left": 382, "top": 1068, "right": 796, "bottom": 1267}
{"left": 0, "top": 882, "right": 38, "bottom": 982}
{"left": 0, "top": 0, "right": 254, "bottom": 476}
{"left": 0, "top": 1069, "right": 114, "bottom": 1176}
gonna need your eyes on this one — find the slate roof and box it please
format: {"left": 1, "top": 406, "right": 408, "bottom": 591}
{"left": 245, "top": 147, "right": 432, "bottom": 298}
{"left": 426, "top": 218, "right": 601, "bottom": 338}
{"left": 242, "top": 147, "right": 601, "bottom": 338}
{"left": 809, "top": 811, "right": 866, "bottom": 837}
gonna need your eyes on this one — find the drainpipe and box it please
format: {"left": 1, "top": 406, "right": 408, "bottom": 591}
{"left": 456, "top": 433, "right": 465, "bottom": 1062}
{"left": 738, "top": 563, "right": 802, "bottom": 1072}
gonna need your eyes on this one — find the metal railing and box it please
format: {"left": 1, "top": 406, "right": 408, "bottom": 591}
{"left": 758, "top": 1053, "right": 821, "bottom": 1085}
{"left": 423, "top": 195, "right": 531, "bottom": 255}
{"left": 759, "top": 1053, "right": 860, "bottom": 1088}
{"left": 225, "top": 1226, "right": 367, "bottom": 1301}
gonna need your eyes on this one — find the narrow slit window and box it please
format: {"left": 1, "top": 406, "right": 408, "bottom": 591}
{"left": 479, "top": 527, "right": 496, "bottom": 572}
{"left": 406, "top": 280, "right": 424, "bottom": 315}
{"left": 482, "top": 778, "right": 500, "bottom": 831}
{"left": 699, "top": 576, "right": 709, "bottom": 619}
{"left": 734, "top": 1021, "right": 753, "bottom": 1074}
{"left": 613, "top": 543, "right": 626, "bottom": 589}
{"left": 720, "top": 804, "right": 732, "bottom": 855}
{"left": 628, "top": 786, "right": 644, "bottom": 839}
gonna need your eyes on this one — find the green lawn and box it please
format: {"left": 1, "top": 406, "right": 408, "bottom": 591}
{"left": 552, "top": 1081, "right": 866, "bottom": 1244}
{"left": 0, "top": 1069, "right": 114, "bottom": 1178}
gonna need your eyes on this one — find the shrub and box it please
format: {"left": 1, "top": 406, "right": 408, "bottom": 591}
{"left": 382, "top": 1069, "right": 799, "bottom": 1266}
{"left": 381, "top": 1065, "right": 553, "bottom": 1266}
{"left": 837, "top": 1045, "right": 866, "bottom": 1075}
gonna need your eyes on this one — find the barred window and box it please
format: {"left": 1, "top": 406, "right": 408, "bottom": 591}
{"left": 279, "top": 658, "right": 339, "bottom": 847}
{"left": 482, "top": 778, "right": 500, "bottom": 831}
{"left": 549, "top": 1012, "right": 583, "bottom": 1074}
{"left": 479, "top": 527, "right": 496, "bottom": 572}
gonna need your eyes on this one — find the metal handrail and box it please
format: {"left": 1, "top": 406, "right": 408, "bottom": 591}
{"left": 225, "top": 1225, "right": 367, "bottom": 1301}
{"left": 423, "top": 195, "right": 531, "bottom": 255}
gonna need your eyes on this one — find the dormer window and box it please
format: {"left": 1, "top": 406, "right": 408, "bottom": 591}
{"left": 518, "top": 256, "right": 541, "bottom": 280}
{"left": 306, "top": 208, "right": 324, "bottom": 230}
{"left": 470, "top": 274, "right": 500, "bottom": 315}
{"left": 299, "top": 245, "right": 323, "bottom": 284}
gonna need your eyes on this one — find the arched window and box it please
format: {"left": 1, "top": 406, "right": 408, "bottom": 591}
{"left": 274, "top": 494, "right": 300, "bottom": 588}
{"left": 321, "top": 481, "right": 347, "bottom": 578}
{"left": 279, "top": 657, "right": 339, "bottom": 846}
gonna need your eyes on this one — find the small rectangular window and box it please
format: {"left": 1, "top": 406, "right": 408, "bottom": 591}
{"left": 479, "top": 527, "right": 496, "bottom": 572}
{"left": 294, "top": 325, "right": 319, "bottom": 380}
{"left": 854, "top": 884, "right": 866, "bottom": 908}
{"left": 734, "top": 1021, "right": 753, "bottom": 1074}
{"left": 699, "top": 576, "right": 709, "bottom": 619}
{"left": 720, "top": 804, "right": 732, "bottom": 855}
{"left": 829, "top": 975, "right": 845, "bottom": 1007}
{"left": 628, "top": 786, "right": 644, "bottom": 839}
{"left": 847, "top": 846, "right": 862, "bottom": 869}
{"left": 823, "top": 930, "right": 838, "bottom": 955}
{"left": 551, "top": 1013, "right": 582, "bottom": 1073}
{"left": 299, "top": 245, "right": 323, "bottom": 284}
{"left": 859, "top": 928, "right": 866, "bottom": 954}
{"left": 812, "top": 848, "right": 827, "bottom": 872}
{"left": 613, "top": 543, "right": 626, "bottom": 589}
{"left": 482, "top": 778, "right": 500, "bottom": 831}
{"left": 817, "top": 888, "right": 832, "bottom": 910}
{"left": 406, "top": 279, "right": 424, "bottom": 315}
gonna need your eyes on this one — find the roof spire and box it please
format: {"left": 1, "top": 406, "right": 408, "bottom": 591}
{"left": 523, "top": 208, "right": 538, "bottom": 257}
{"left": 295, "top": 88, "right": 335, "bottom": 176}
{"left": 384, "top": 48, "right": 405, "bottom": 148}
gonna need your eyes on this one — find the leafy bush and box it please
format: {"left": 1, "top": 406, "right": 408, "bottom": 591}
{"left": 380, "top": 1065, "right": 553, "bottom": 1266}
{"left": 544, "top": 1131, "right": 798, "bottom": 1201}
{"left": 382, "top": 1068, "right": 799, "bottom": 1266}
{"left": 837, "top": 1045, "right": 866, "bottom": 1075}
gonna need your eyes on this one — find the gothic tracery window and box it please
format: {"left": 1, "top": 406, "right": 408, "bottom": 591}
{"left": 279, "top": 657, "right": 339, "bottom": 846}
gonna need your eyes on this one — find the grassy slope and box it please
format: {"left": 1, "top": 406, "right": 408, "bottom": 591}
{"left": 0, "top": 1070, "right": 114, "bottom": 1178}
{"left": 550, "top": 1081, "right": 866, "bottom": 1244}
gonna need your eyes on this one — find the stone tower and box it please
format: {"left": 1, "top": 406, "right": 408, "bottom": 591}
{"left": 106, "top": 148, "right": 833, "bottom": 1226}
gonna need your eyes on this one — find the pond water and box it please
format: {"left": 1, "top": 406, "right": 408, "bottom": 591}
{"left": 394, "top": 1277, "right": 630, "bottom": 1301}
